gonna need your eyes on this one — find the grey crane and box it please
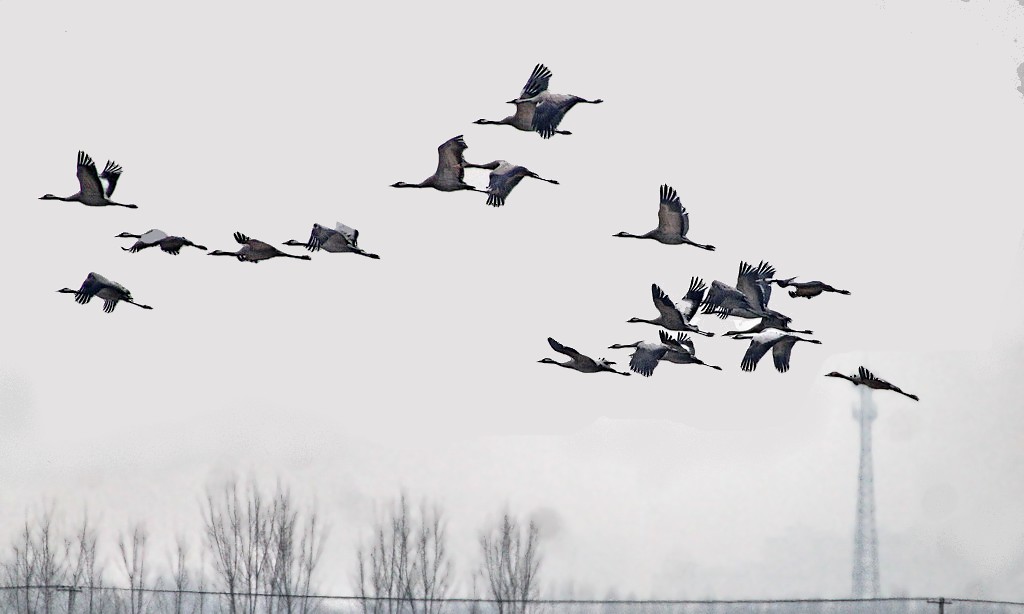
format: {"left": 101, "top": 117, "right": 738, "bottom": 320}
{"left": 283, "top": 222, "right": 380, "bottom": 259}
{"left": 613, "top": 184, "right": 716, "bottom": 250}
{"left": 825, "top": 366, "right": 919, "bottom": 401}
{"left": 606, "top": 339, "right": 673, "bottom": 377}
{"left": 628, "top": 279, "right": 714, "bottom": 337}
{"left": 40, "top": 152, "right": 137, "bottom": 208}
{"left": 465, "top": 160, "right": 559, "bottom": 207}
{"left": 209, "top": 232, "right": 311, "bottom": 263}
{"left": 702, "top": 260, "right": 790, "bottom": 321}
{"left": 390, "top": 135, "right": 486, "bottom": 193}
{"left": 475, "top": 64, "right": 602, "bottom": 139}
{"left": 608, "top": 331, "right": 722, "bottom": 377}
{"left": 658, "top": 331, "right": 723, "bottom": 370}
{"left": 539, "top": 337, "right": 630, "bottom": 375}
{"left": 116, "top": 229, "right": 207, "bottom": 255}
{"left": 771, "top": 277, "right": 852, "bottom": 299}
{"left": 57, "top": 272, "right": 153, "bottom": 313}
{"left": 721, "top": 312, "right": 813, "bottom": 338}
{"left": 730, "top": 329, "right": 821, "bottom": 373}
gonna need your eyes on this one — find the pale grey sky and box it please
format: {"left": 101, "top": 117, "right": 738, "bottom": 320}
{"left": 1, "top": 0, "right": 1023, "bottom": 602}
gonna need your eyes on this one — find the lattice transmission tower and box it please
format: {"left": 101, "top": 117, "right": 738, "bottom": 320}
{"left": 852, "top": 386, "right": 880, "bottom": 598}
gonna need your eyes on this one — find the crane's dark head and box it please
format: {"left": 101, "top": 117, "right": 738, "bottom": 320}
{"left": 824, "top": 371, "right": 847, "bottom": 379}
{"left": 538, "top": 358, "right": 558, "bottom": 364}
{"left": 115, "top": 231, "right": 139, "bottom": 238}
{"left": 39, "top": 194, "right": 60, "bottom": 200}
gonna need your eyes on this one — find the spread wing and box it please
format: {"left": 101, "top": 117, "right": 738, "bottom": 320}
{"left": 629, "top": 345, "right": 667, "bottom": 377}
{"left": 531, "top": 94, "right": 578, "bottom": 139}
{"left": 486, "top": 167, "right": 527, "bottom": 207}
{"left": 771, "top": 338, "right": 800, "bottom": 373}
{"left": 101, "top": 160, "right": 123, "bottom": 197}
{"left": 76, "top": 151, "right": 104, "bottom": 200}
{"left": 701, "top": 280, "right": 750, "bottom": 319}
{"left": 858, "top": 366, "right": 876, "bottom": 381}
{"left": 651, "top": 283, "right": 683, "bottom": 323}
{"left": 547, "top": 337, "right": 582, "bottom": 360}
{"left": 335, "top": 223, "right": 359, "bottom": 245}
{"left": 736, "top": 261, "right": 776, "bottom": 310}
{"left": 659, "top": 330, "right": 695, "bottom": 355}
{"left": 656, "top": 184, "right": 687, "bottom": 238}
{"left": 519, "top": 64, "right": 552, "bottom": 99}
{"left": 740, "top": 339, "right": 773, "bottom": 372}
{"left": 436, "top": 135, "right": 469, "bottom": 185}
{"left": 678, "top": 277, "right": 706, "bottom": 320}
{"left": 233, "top": 231, "right": 252, "bottom": 245}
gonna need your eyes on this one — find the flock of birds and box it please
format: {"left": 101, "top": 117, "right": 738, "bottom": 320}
{"left": 41, "top": 62, "right": 919, "bottom": 400}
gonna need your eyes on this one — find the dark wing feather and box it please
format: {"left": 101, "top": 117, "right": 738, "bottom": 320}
{"left": 547, "top": 337, "right": 582, "bottom": 360}
{"left": 740, "top": 339, "right": 773, "bottom": 372}
{"left": 486, "top": 167, "right": 527, "bottom": 207}
{"left": 736, "top": 261, "right": 776, "bottom": 310}
{"left": 651, "top": 284, "right": 683, "bottom": 323}
{"left": 519, "top": 64, "right": 552, "bottom": 99}
{"left": 678, "top": 276, "right": 707, "bottom": 320}
{"left": 76, "top": 151, "right": 104, "bottom": 199}
{"left": 233, "top": 232, "right": 251, "bottom": 245}
{"left": 858, "top": 366, "right": 875, "bottom": 381}
{"left": 629, "top": 346, "right": 667, "bottom": 377}
{"left": 101, "top": 160, "right": 123, "bottom": 197}
{"left": 656, "top": 184, "right": 686, "bottom": 237}
{"left": 771, "top": 338, "right": 800, "bottom": 373}
{"left": 531, "top": 95, "right": 579, "bottom": 139}
{"left": 436, "top": 135, "right": 468, "bottom": 184}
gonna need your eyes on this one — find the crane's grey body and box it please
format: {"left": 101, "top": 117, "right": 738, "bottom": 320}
{"left": 628, "top": 278, "right": 714, "bottom": 337}
{"left": 284, "top": 223, "right": 380, "bottom": 259}
{"left": 657, "top": 331, "right": 722, "bottom": 370}
{"left": 772, "top": 277, "right": 852, "bottom": 299}
{"left": 465, "top": 160, "right": 559, "bottom": 207}
{"left": 606, "top": 340, "right": 671, "bottom": 377}
{"left": 825, "top": 366, "right": 919, "bottom": 401}
{"left": 391, "top": 135, "right": 486, "bottom": 193}
{"left": 731, "top": 329, "right": 820, "bottom": 373}
{"left": 57, "top": 272, "right": 153, "bottom": 313}
{"left": 702, "top": 260, "right": 790, "bottom": 321}
{"left": 117, "top": 229, "right": 207, "bottom": 255}
{"left": 475, "top": 64, "right": 602, "bottom": 139}
{"left": 209, "top": 232, "right": 311, "bottom": 263}
{"left": 539, "top": 337, "right": 629, "bottom": 376}
{"left": 722, "top": 313, "right": 812, "bottom": 337}
{"left": 614, "top": 184, "right": 715, "bottom": 250}
{"left": 40, "top": 152, "right": 137, "bottom": 209}
{"left": 609, "top": 331, "right": 722, "bottom": 377}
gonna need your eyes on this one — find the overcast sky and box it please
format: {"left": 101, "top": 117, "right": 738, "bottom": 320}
{"left": 1, "top": 0, "right": 1023, "bottom": 602}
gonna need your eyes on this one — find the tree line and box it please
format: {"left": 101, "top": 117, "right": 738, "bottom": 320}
{"left": 1, "top": 479, "right": 543, "bottom": 614}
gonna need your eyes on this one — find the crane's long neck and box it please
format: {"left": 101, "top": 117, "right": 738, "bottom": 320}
{"left": 209, "top": 250, "right": 239, "bottom": 257}
{"left": 614, "top": 232, "right": 651, "bottom": 240}
{"left": 474, "top": 118, "right": 512, "bottom": 126}
{"left": 40, "top": 194, "right": 75, "bottom": 202}
{"left": 124, "top": 299, "right": 153, "bottom": 310}
{"left": 628, "top": 318, "right": 660, "bottom": 326}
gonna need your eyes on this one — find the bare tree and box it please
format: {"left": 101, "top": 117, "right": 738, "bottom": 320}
{"left": 168, "top": 535, "right": 191, "bottom": 614}
{"left": 203, "top": 478, "right": 326, "bottom": 614}
{"left": 65, "top": 509, "right": 101, "bottom": 614}
{"left": 478, "top": 512, "right": 542, "bottom": 614}
{"left": 414, "top": 501, "right": 451, "bottom": 614}
{"left": 4, "top": 503, "right": 67, "bottom": 614}
{"left": 356, "top": 493, "right": 453, "bottom": 614}
{"left": 266, "top": 484, "right": 327, "bottom": 614}
{"left": 118, "top": 523, "right": 150, "bottom": 614}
